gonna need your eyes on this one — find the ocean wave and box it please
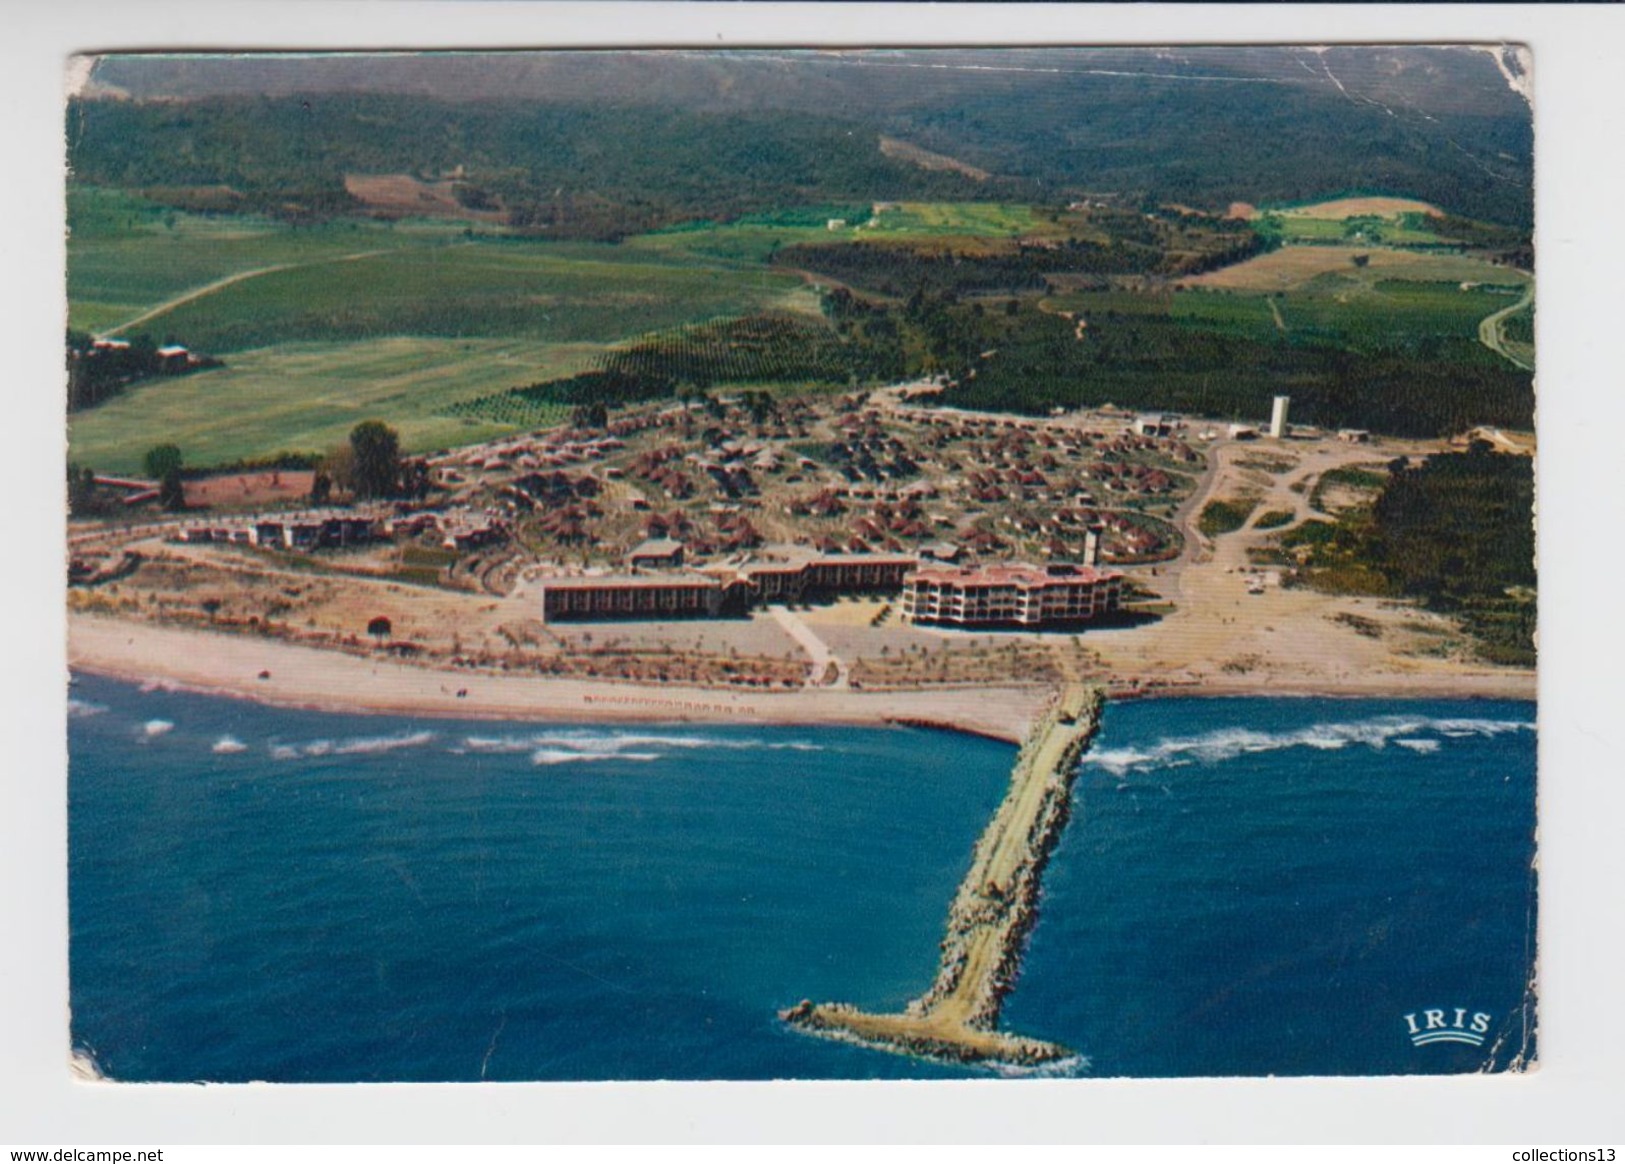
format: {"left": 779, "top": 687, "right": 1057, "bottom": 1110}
{"left": 990, "top": 1053, "right": 1091, "bottom": 1079}
{"left": 140, "top": 719, "right": 174, "bottom": 739}
{"left": 531, "top": 748, "right": 661, "bottom": 766}
{"left": 1082, "top": 715, "right": 1533, "bottom": 777}
{"left": 212, "top": 736, "right": 248, "bottom": 754}
{"left": 67, "top": 698, "right": 107, "bottom": 719}
{"left": 270, "top": 730, "right": 436, "bottom": 761}
{"left": 335, "top": 730, "right": 436, "bottom": 756}
{"left": 457, "top": 731, "right": 822, "bottom": 758}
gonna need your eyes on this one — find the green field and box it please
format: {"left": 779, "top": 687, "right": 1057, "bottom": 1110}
{"left": 90, "top": 240, "right": 808, "bottom": 353}
{"left": 1257, "top": 211, "right": 1448, "bottom": 248}
{"left": 627, "top": 201, "right": 1062, "bottom": 267}
{"left": 870, "top": 202, "right": 1054, "bottom": 237}
{"left": 67, "top": 187, "right": 475, "bottom": 335}
{"left": 67, "top": 189, "right": 823, "bottom": 472}
{"left": 67, "top": 338, "right": 601, "bottom": 474}
{"left": 1047, "top": 276, "right": 1525, "bottom": 354}
{"left": 67, "top": 185, "right": 1535, "bottom": 470}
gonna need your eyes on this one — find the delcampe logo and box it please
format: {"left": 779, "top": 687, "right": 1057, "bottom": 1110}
{"left": 1403, "top": 1007, "right": 1492, "bottom": 1047}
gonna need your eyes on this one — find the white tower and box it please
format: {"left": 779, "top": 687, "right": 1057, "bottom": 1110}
{"left": 1083, "top": 522, "right": 1105, "bottom": 567}
{"left": 1269, "top": 395, "right": 1291, "bottom": 439}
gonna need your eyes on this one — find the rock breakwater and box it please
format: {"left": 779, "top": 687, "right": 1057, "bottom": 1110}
{"left": 781, "top": 683, "right": 1105, "bottom": 1068}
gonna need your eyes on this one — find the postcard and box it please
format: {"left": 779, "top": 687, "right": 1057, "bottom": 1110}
{"left": 63, "top": 44, "right": 1538, "bottom": 1085}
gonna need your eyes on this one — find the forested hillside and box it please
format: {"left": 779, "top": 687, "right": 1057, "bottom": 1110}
{"left": 73, "top": 45, "right": 1533, "bottom": 230}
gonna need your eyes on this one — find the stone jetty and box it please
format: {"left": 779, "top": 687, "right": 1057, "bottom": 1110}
{"left": 781, "top": 683, "right": 1105, "bottom": 1068}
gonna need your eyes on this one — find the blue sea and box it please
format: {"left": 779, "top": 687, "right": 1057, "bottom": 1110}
{"left": 68, "top": 674, "right": 1537, "bottom": 1081}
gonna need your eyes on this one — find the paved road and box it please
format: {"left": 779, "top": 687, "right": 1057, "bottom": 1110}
{"left": 1477, "top": 280, "right": 1535, "bottom": 372}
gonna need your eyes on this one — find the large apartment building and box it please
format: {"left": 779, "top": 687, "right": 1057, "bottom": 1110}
{"left": 899, "top": 562, "right": 1123, "bottom": 628}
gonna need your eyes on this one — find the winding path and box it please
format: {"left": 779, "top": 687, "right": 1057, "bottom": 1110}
{"left": 1477, "top": 280, "right": 1535, "bottom": 372}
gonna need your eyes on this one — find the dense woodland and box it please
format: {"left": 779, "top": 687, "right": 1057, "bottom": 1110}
{"left": 79, "top": 46, "right": 1533, "bottom": 227}
{"left": 454, "top": 282, "right": 1534, "bottom": 441}
{"left": 67, "top": 97, "right": 990, "bottom": 235}
{"left": 774, "top": 223, "right": 1269, "bottom": 297}
{"left": 935, "top": 312, "right": 1534, "bottom": 438}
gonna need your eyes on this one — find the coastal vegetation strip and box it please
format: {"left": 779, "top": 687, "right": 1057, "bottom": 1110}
{"left": 1278, "top": 447, "right": 1535, "bottom": 665}
{"left": 783, "top": 684, "right": 1105, "bottom": 1067}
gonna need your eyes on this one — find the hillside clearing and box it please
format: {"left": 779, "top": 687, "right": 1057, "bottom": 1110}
{"left": 1254, "top": 196, "right": 1443, "bottom": 220}
{"left": 1181, "top": 245, "right": 1528, "bottom": 292}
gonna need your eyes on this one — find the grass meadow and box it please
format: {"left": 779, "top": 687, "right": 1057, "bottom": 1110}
{"left": 1045, "top": 276, "right": 1521, "bottom": 353}
{"left": 68, "top": 337, "right": 599, "bottom": 474}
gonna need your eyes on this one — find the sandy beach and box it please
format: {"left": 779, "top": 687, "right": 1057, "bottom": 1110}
{"left": 67, "top": 614, "right": 1057, "bottom": 742}
{"left": 68, "top": 613, "right": 1535, "bottom": 746}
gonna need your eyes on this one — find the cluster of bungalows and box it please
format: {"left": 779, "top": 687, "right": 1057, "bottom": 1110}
{"left": 899, "top": 562, "right": 1124, "bottom": 628}
{"left": 172, "top": 508, "right": 509, "bottom": 554}
{"left": 175, "top": 510, "right": 382, "bottom": 551}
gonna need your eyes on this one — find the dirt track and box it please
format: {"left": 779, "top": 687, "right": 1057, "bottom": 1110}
{"left": 104, "top": 248, "right": 398, "bottom": 337}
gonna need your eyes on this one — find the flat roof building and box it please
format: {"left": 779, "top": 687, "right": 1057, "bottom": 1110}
{"left": 720, "top": 551, "right": 918, "bottom": 603}
{"left": 626, "top": 537, "right": 685, "bottom": 569}
{"left": 537, "top": 573, "right": 734, "bottom": 622}
{"left": 900, "top": 562, "right": 1123, "bottom": 628}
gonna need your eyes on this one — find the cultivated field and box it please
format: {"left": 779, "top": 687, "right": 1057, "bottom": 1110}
{"left": 67, "top": 187, "right": 467, "bottom": 335}
{"left": 1254, "top": 196, "right": 1443, "bottom": 220}
{"left": 68, "top": 337, "right": 602, "bottom": 473}
{"left": 1179, "top": 245, "right": 1529, "bottom": 292}
{"left": 627, "top": 200, "right": 1072, "bottom": 267}
{"left": 1046, "top": 280, "right": 1522, "bottom": 352}
{"left": 343, "top": 173, "right": 508, "bottom": 223}
{"left": 122, "top": 244, "right": 810, "bottom": 353}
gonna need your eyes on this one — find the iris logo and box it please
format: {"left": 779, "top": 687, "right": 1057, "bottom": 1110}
{"left": 1403, "top": 1007, "right": 1491, "bottom": 1047}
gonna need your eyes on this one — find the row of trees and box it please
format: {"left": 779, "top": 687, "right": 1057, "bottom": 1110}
{"left": 776, "top": 223, "right": 1268, "bottom": 298}
{"left": 67, "top": 330, "right": 216, "bottom": 413}
{"left": 69, "top": 421, "right": 414, "bottom": 521}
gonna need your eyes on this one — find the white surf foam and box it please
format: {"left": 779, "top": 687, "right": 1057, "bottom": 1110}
{"left": 211, "top": 735, "right": 248, "bottom": 754}
{"left": 334, "top": 730, "right": 436, "bottom": 756}
{"left": 458, "top": 730, "right": 822, "bottom": 759}
{"left": 530, "top": 748, "right": 662, "bottom": 766}
{"left": 270, "top": 730, "right": 436, "bottom": 760}
{"left": 140, "top": 719, "right": 174, "bottom": 739}
{"left": 67, "top": 698, "right": 107, "bottom": 719}
{"left": 1081, "top": 714, "right": 1533, "bottom": 776}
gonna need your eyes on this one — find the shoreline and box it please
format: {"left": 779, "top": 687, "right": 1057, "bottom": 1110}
{"left": 68, "top": 615, "right": 1538, "bottom": 742}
